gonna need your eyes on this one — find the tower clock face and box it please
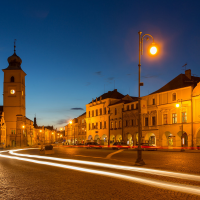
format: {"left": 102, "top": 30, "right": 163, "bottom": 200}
{"left": 10, "top": 89, "right": 15, "bottom": 94}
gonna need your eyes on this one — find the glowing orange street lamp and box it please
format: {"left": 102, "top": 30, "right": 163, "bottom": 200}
{"left": 150, "top": 44, "right": 158, "bottom": 55}
{"left": 136, "top": 31, "right": 158, "bottom": 166}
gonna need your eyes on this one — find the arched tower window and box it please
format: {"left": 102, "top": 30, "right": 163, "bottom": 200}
{"left": 10, "top": 76, "right": 14, "bottom": 82}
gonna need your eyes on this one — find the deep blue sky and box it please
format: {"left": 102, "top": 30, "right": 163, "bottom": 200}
{"left": 0, "top": 0, "right": 200, "bottom": 129}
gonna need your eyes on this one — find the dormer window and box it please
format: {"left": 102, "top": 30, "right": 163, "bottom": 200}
{"left": 11, "top": 76, "right": 14, "bottom": 82}
{"left": 172, "top": 93, "right": 176, "bottom": 101}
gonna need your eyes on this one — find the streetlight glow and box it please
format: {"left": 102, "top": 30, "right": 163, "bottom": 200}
{"left": 176, "top": 103, "right": 180, "bottom": 108}
{"left": 22, "top": 125, "right": 25, "bottom": 129}
{"left": 150, "top": 46, "right": 157, "bottom": 55}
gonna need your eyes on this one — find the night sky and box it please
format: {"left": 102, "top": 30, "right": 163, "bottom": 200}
{"left": 0, "top": 0, "right": 200, "bottom": 129}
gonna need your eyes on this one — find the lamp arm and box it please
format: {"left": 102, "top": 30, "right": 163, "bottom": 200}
{"left": 141, "top": 34, "right": 155, "bottom": 55}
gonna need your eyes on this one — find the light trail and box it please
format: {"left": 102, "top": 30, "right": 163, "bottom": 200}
{"left": 9, "top": 149, "right": 200, "bottom": 182}
{"left": 0, "top": 152, "right": 200, "bottom": 196}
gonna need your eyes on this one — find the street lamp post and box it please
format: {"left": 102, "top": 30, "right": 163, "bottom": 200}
{"left": 21, "top": 125, "right": 25, "bottom": 147}
{"left": 176, "top": 99, "right": 185, "bottom": 151}
{"left": 135, "top": 31, "right": 157, "bottom": 165}
{"left": 69, "top": 121, "right": 72, "bottom": 145}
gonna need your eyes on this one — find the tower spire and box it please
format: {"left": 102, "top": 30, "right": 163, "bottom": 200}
{"left": 14, "top": 39, "right": 16, "bottom": 54}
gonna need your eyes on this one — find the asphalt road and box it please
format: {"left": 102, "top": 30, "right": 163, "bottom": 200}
{"left": 1, "top": 147, "right": 200, "bottom": 200}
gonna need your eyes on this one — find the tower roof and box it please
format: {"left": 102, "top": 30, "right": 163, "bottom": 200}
{"left": 4, "top": 52, "right": 22, "bottom": 70}
{"left": 3, "top": 40, "right": 22, "bottom": 70}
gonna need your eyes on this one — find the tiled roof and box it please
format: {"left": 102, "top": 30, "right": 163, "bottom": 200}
{"left": 78, "top": 112, "right": 86, "bottom": 118}
{"left": 89, "top": 89, "right": 124, "bottom": 103}
{"left": 151, "top": 73, "right": 200, "bottom": 94}
{"left": 109, "top": 98, "right": 138, "bottom": 106}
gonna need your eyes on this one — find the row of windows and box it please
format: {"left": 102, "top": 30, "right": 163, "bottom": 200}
{"left": 88, "top": 108, "right": 107, "bottom": 117}
{"left": 163, "top": 112, "right": 187, "bottom": 124}
{"left": 110, "top": 121, "right": 121, "bottom": 129}
{"left": 89, "top": 121, "right": 106, "bottom": 130}
{"left": 150, "top": 93, "right": 177, "bottom": 106}
{"left": 125, "top": 103, "right": 138, "bottom": 111}
{"left": 89, "top": 104, "right": 139, "bottom": 118}
{"left": 144, "top": 112, "right": 187, "bottom": 126}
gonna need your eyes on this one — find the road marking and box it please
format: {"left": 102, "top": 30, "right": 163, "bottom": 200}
{"left": 106, "top": 149, "right": 124, "bottom": 159}
{"left": 1, "top": 151, "right": 200, "bottom": 196}
{"left": 75, "top": 155, "right": 103, "bottom": 159}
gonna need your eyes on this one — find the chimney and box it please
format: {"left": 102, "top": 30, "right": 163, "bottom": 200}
{"left": 185, "top": 69, "right": 191, "bottom": 80}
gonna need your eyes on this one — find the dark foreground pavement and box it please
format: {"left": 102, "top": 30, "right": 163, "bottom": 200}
{"left": 0, "top": 147, "right": 200, "bottom": 200}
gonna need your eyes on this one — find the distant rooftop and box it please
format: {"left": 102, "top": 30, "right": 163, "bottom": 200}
{"left": 151, "top": 69, "right": 200, "bottom": 94}
{"left": 89, "top": 89, "right": 125, "bottom": 104}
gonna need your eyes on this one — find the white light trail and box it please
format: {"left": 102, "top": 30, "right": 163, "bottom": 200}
{"left": 0, "top": 152, "right": 200, "bottom": 196}
{"left": 9, "top": 149, "right": 200, "bottom": 182}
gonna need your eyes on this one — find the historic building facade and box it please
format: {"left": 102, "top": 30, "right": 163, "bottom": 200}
{"left": 65, "top": 112, "right": 86, "bottom": 144}
{"left": 66, "top": 69, "right": 200, "bottom": 148}
{"left": 0, "top": 46, "right": 56, "bottom": 148}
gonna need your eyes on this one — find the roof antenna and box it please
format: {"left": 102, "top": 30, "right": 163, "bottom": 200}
{"left": 182, "top": 63, "right": 187, "bottom": 71}
{"left": 14, "top": 39, "right": 16, "bottom": 54}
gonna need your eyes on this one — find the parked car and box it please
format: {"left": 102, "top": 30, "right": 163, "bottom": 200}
{"left": 112, "top": 142, "right": 130, "bottom": 149}
{"left": 85, "top": 142, "right": 102, "bottom": 149}
{"left": 141, "top": 143, "right": 158, "bottom": 151}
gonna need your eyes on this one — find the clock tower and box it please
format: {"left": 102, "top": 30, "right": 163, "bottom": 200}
{"left": 2, "top": 43, "right": 26, "bottom": 146}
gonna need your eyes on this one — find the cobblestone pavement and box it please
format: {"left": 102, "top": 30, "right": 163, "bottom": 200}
{"left": 0, "top": 147, "right": 200, "bottom": 200}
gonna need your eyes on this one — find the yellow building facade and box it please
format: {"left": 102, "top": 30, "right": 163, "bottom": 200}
{"left": 80, "top": 69, "right": 200, "bottom": 148}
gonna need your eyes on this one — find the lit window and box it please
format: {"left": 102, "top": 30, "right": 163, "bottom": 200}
{"left": 172, "top": 113, "right": 177, "bottom": 124}
{"left": 22, "top": 91, "right": 23, "bottom": 96}
{"left": 111, "top": 122, "right": 113, "bottom": 129}
{"left": 182, "top": 112, "right": 187, "bottom": 123}
{"left": 10, "top": 89, "right": 15, "bottom": 94}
